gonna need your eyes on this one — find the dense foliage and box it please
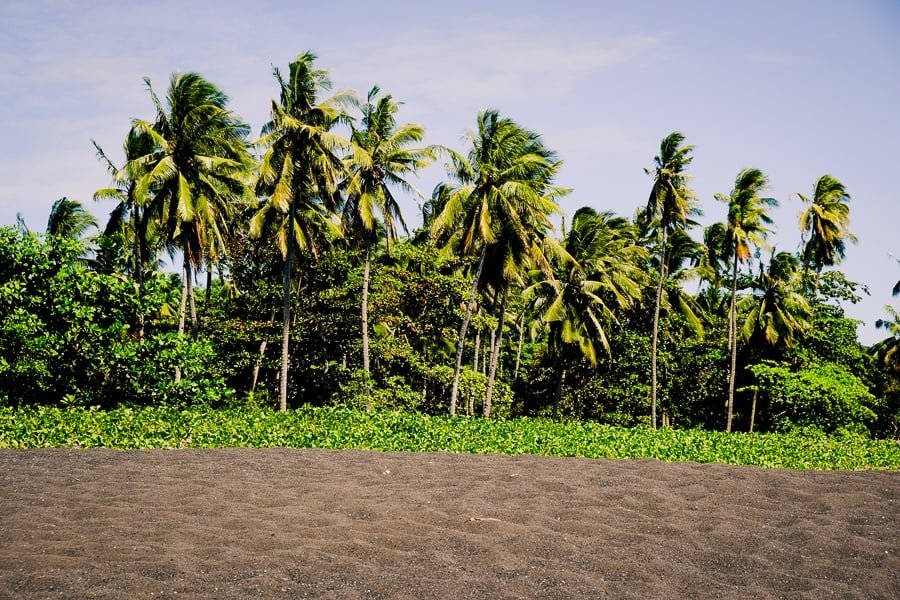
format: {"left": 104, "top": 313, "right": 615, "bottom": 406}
{"left": 1, "top": 406, "right": 896, "bottom": 471}
{"left": 3, "top": 50, "right": 899, "bottom": 446}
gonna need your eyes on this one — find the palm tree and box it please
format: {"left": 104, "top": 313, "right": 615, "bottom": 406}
{"left": 697, "top": 221, "right": 729, "bottom": 295}
{"left": 740, "top": 251, "right": 811, "bottom": 350}
{"left": 129, "top": 72, "right": 252, "bottom": 353}
{"left": 93, "top": 129, "right": 159, "bottom": 336}
{"left": 93, "top": 129, "right": 158, "bottom": 275}
{"left": 430, "top": 110, "right": 565, "bottom": 416}
{"left": 644, "top": 132, "right": 698, "bottom": 428}
{"left": 341, "top": 86, "right": 433, "bottom": 375}
{"left": 479, "top": 198, "right": 568, "bottom": 417}
{"left": 527, "top": 207, "right": 647, "bottom": 412}
{"left": 872, "top": 259, "right": 900, "bottom": 372}
{"left": 658, "top": 228, "right": 706, "bottom": 336}
{"left": 716, "top": 168, "right": 777, "bottom": 431}
{"left": 873, "top": 306, "right": 900, "bottom": 372}
{"left": 46, "top": 197, "right": 97, "bottom": 242}
{"left": 251, "top": 52, "right": 349, "bottom": 412}
{"left": 798, "top": 174, "right": 856, "bottom": 288}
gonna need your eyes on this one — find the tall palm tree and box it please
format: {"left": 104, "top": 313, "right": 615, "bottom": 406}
{"left": 798, "top": 174, "right": 856, "bottom": 289}
{"left": 644, "top": 132, "right": 698, "bottom": 428}
{"left": 129, "top": 72, "right": 252, "bottom": 352}
{"left": 527, "top": 207, "right": 647, "bottom": 411}
{"left": 716, "top": 168, "right": 777, "bottom": 431}
{"left": 46, "top": 197, "right": 97, "bottom": 242}
{"left": 430, "top": 110, "right": 565, "bottom": 416}
{"left": 251, "top": 52, "right": 349, "bottom": 412}
{"left": 341, "top": 86, "right": 433, "bottom": 375}
{"left": 479, "top": 196, "right": 568, "bottom": 417}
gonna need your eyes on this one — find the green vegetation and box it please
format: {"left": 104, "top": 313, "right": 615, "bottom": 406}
{"left": 1, "top": 406, "right": 897, "bottom": 471}
{"left": 3, "top": 50, "right": 899, "bottom": 452}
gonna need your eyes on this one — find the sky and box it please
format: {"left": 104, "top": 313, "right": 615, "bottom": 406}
{"left": 1, "top": 0, "right": 898, "bottom": 344}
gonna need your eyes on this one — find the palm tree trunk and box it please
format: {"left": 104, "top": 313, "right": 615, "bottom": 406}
{"left": 513, "top": 313, "right": 525, "bottom": 382}
{"left": 187, "top": 263, "right": 198, "bottom": 341}
{"left": 484, "top": 287, "right": 509, "bottom": 418}
{"left": 553, "top": 362, "right": 566, "bottom": 419}
{"left": 651, "top": 229, "right": 668, "bottom": 429}
{"left": 204, "top": 265, "right": 213, "bottom": 318}
{"left": 449, "top": 247, "right": 487, "bottom": 416}
{"left": 362, "top": 245, "right": 372, "bottom": 375}
{"left": 131, "top": 200, "right": 145, "bottom": 340}
{"left": 251, "top": 306, "right": 278, "bottom": 395}
{"left": 279, "top": 201, "right": 296, "bottom": 413}
{"left": 749, "top": 388, "right": 758, "bottom": 433}
{"left": 470, "top": 332, "right": 481, "bottom": 416}
{"left": 726, "top": 251, "right": 739, "bottom": 432}
{"left": 175, "top": 254, "right": 189, "bottom": 384}
{"left": 473, "top": 328, "right": 481, "bottom": 374}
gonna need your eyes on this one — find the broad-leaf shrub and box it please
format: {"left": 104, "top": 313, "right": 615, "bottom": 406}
{"left": 749, "top": 360, "right": 881, "bottom": 433}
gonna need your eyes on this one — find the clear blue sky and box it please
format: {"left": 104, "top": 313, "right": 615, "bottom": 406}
{"left": 1, "top": 0, "right": 898, "bottom": 343}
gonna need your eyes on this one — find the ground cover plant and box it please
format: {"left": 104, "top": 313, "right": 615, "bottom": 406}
{"left": 1, "top": 406, "right": 897, "bottom": 471}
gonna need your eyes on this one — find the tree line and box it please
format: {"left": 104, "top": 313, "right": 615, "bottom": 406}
{"left": 2, "top": 51, "right": 898, "bottom": 437}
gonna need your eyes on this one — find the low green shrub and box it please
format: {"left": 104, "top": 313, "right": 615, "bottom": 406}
{"left": 1, "top": 406, "right": 897, "bottom": 470}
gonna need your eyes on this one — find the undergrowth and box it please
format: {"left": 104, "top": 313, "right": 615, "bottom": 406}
{"left": 1, "top": 405, "right": 897, "bottom": 470}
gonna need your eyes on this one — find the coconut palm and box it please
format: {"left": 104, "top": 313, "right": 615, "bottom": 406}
{"left": 251, "top": 52, "right": 349, "bottom": 411}
{"left": 128, "top": 72, "right": 252, "bottom": 355}
{"left": 527, "top": 207, "right": 647, "bottom": 411}
{"left": 873, "top": 306, "right": 900, "bottom": 371}
{"left": 686, "top": 223, "right": 734, "bottom": 345}
{"left": 93, "top": 129, "right": 161, "bottom": 334}
{"left": 641, "top": 223, "right": 706, "bottom": 338}
{"left": 872, "top": 259, "right": 900, "bottom": 372}
{"left": 696, "top": 220, "right": 728, "bottom": 294}
{"left": 341, "top": 86, "right": 434, "bottom": 375}
{"left": 740, "top": 251, "right": 811, "bottom": 350}
{"left": 430, "top": 110, "right": 565, "bottom": 416}
{"left": 478, "top": 195, "right": 568, "bottom": 417}
{"left": 798, "top": 174, "right": 856, "bottom": 288}
{"left": 46, "top": 197, "right": 97, "bottom": 242}
{"left": 716, "top": 168, "right": 777, "bottom": 431}
{"left": 644, "top": 132, "right": 699, "bottom": 428}
{"left": 93, "top": 130, "right": 157, "bottom": 275}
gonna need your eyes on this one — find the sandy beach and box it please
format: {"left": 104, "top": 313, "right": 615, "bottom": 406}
{"left": 1, "top": 448, "right": 897, "bottom": 598}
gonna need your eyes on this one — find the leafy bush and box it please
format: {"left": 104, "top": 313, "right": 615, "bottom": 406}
{"left": 749, "top": 360, "right": 881, "bottom": 433}
{"left": 337, "top": 370, "right": 424, "bottom": 412}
